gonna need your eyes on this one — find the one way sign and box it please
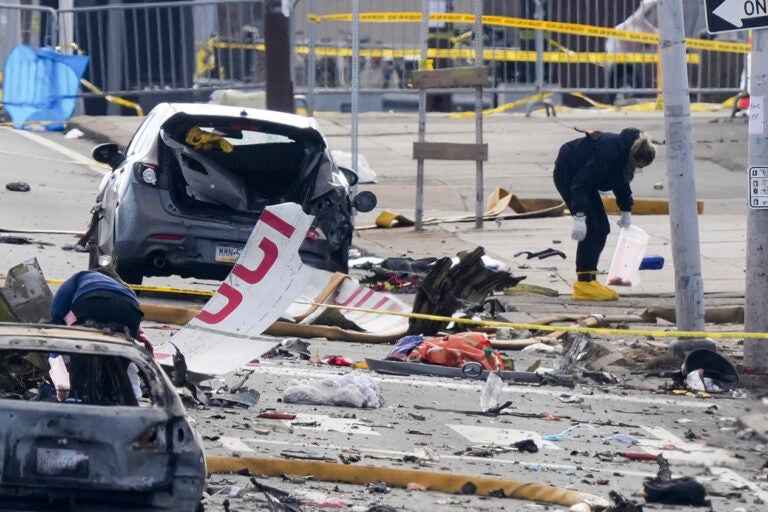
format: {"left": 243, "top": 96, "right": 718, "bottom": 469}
{"left": 706, "top": 0, "right": 768, "bottom": 33}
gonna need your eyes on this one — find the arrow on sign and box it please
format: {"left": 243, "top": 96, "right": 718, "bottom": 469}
{"left": 714, "top": 0, "right": 768, "bottom": 28}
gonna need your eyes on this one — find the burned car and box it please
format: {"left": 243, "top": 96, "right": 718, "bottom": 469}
{"left": 0, "top": 324, "right": 205, "bottom": 511}
{"left": 87, "top": 103, "right": 375, "bottom": 284}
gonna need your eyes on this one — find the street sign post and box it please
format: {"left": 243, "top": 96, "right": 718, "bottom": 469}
{"left": 748, "top": 166, "right": 768, "bottom": 208}
{"left": 705, "top": 0, "right": 768, "bottom": 33}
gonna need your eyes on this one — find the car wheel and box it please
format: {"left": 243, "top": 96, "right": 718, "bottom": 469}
{"left": 116, "top": 261, "right": 144, "bottom": 285}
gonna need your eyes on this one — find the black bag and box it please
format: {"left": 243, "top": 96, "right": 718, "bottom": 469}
{"left": 643, "top": 476, "right": 708, "bottom": 506}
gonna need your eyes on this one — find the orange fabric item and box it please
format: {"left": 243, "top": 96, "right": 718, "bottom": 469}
{"left": 408, "top": 332, "right": 504, "bottom": 371}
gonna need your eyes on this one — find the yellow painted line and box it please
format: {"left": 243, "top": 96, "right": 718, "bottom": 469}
{"left": 312, "top": 12, "right": 750, "bottom": 54}
{"left": 298, "top": 301, "right": 767, "bottom": 340}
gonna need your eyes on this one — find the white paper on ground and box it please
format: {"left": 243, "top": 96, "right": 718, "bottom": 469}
{"left": 154, "top": 203, "right": 314, "bottom": 376}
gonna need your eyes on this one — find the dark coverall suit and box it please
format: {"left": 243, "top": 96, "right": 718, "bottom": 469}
{"left": 553, "top": 128, "right": 641, "bottom": 276}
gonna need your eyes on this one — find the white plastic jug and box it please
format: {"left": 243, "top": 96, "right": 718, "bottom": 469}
{"left": 607, "top": 225, "right": 649, "bottom": 287}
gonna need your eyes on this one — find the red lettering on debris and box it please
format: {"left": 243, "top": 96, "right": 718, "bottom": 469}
{"left": 259, "top": 208, "right": 296, "bottom": 238}
{"left": 232, "top": 237, "right": 279, "bottom": 284}
{"left": 196, "top": 209, "right": 299, "bottom": 325}
{"left": 196, "top": 283, "right": 243, "bottom": 324}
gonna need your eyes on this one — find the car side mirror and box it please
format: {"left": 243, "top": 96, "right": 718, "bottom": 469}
{"left": 353, "top": 191, "right": 377, "bottom": 213}
{"left": 337, "top": 166, "right": 359, "bottom": 186}
{"left": 92, "top": 143, "right": 125, "bottom": 169}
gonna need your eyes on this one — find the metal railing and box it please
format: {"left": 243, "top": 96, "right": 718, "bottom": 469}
{"left": 0, "top": 2, "right": 57, "bottom": 68}
{"left": 294, "top": 0, "right": 748, "bottom": 107}
{"left": 56, "top": 0, "right": 264, "bottom": 114}
{"left": 0, "top": 0, "right": 751, "bottom": 116}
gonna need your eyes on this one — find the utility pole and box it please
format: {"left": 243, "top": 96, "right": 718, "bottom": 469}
{"left": 745, "top": 29, "right": 768, "bottom": 370}
{"left": 264, "top": 0, "right": 294, "bottom": 113}
{"left": 657, "top": 0, "right": 706, "bottom": 346}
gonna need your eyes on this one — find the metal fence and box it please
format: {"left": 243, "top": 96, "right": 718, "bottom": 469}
{"left": 0, "top": 0, "right": 751, "bottom": 116}
{"left": 0, "top": 3, "right": 57, "bottom": 72}
{"left": 57, "top": 0, "right": 264, "bottom": 114}
{"left": 295, "top": 0, "right": 749, "bottom": 108}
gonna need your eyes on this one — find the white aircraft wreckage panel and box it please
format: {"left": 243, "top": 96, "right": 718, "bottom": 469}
{"left": 156, "top": 203, "right": 314, "bottom": 375}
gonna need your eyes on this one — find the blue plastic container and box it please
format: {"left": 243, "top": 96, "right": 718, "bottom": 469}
{"left": 639, "top": 255, "right": 665, "bottom": 270}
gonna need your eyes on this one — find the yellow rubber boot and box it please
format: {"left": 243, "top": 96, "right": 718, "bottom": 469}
{"left": 573, "top": 281, "right": 619, "bottom": 301}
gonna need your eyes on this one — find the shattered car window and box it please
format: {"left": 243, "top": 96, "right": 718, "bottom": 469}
{"left": 1, "top": 347, "right": 153, "bottom": 406}
{"left": 198, "top": 126, "right": 295, "bottom": 146}
{"left": 162, "top": 118, "right": 319, "bottom": 211}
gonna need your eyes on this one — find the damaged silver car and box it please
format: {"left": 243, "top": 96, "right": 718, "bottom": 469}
{"left": 86, "top": 102, "right": 376, "bottom": 284}
{"left": 0, "top": 324, "right": 205, "bottom": 511}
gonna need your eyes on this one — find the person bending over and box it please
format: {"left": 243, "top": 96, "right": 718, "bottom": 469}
{"left": 553, "top": 127, "right": 656, "bottom": 301}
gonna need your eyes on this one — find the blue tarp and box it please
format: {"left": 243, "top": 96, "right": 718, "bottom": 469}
{"left": 2, "top": 45, "right": 89, "bottom": 131}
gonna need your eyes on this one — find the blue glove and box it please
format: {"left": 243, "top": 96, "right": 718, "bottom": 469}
{"left": 571, "top": 215, "right": 587, "bottom": 241}
{"left": 618, "top": 211, "right": 632, "bottom": 228}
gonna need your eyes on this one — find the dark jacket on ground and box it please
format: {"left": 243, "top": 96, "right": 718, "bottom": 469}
{"left": 554, "top": 127, "right": 641, "bottom": 215}
{"left": 51, "top": 270, "right": 140, "bottom": 325}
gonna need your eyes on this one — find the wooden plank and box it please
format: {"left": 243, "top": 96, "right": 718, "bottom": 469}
{"left": 411, "top": 66, "right": 488, "bottom": 89}
{"left": 413, "top": 142, "right": 488, "bottom": 161}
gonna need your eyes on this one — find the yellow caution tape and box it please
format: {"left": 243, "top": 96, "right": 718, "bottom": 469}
{"left": 39, "top": 276, "right": 761, "bottom": 339}
{"left": 129, "top": 284, "right": 214, "bottom": 297}
{"left": 44, "top": 278, "right": 215, "bottom": 298}
{"left": 79, "top": 78, "right": 144, "bottom": 117}
{"left": 448, "top": 92, "right": 552, "bottom": 118}
{"left": 568, "top": 92, "right": 618, "bottom": 110}
{"left": 312, "top": 12, "right": 750, "bottom": 54}
{"left": 223, "top": 42, "right": 700, "bottom": 65}
{"left": 299, "top": 301, "right": 768, "bottom": 340}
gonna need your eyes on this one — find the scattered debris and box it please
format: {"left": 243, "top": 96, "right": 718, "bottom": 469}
{"left": 210, "top": 390, "right": 261, "bottom": 408}
{"left": 264, "top": 338, "right": 312, "bottom": 360}
{"left": 5, "top": 181, "right": 30, "bottom": 192}
{"left": 514, "top": 248, "right": 566, "bottom": 260}
{"left": 642, "top": 455, "right": 709, "bottom": 506}
{"left": 250, "top": 478, "right": 302, "bottom": 512}
{"left": 605, "top": 490, "right": 644, "bottom": 512}
{"left": 512, "top": 439, "right": 539, "bottom": 453}
{"left": 407, "top": 247, "right": 525, "bottom": 335}
{"left": 0, "top": 258, "right": 53, "bottom": 323}
{"left": 367, "top": 481, "right": 390, "bottom": 493}
{"left": 0, "top": 235, "right": 51, "bottom": 245}
{"left": 64, "top": 128, "right": 84, "bottom": 139}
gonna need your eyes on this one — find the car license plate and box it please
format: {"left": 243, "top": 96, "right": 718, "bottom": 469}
{"left": 36, "top": 448, "right": 89, "bottom": 477}
{"left": 215, "top": 243, "right": 243, "bottom": 263}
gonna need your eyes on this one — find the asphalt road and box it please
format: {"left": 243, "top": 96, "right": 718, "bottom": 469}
{"left": 1, "top": 121, "right": 767, "bottom": 511}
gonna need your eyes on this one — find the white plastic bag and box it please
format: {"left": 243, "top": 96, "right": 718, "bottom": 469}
{"left": 331, "top": 150, "right": 378, "bottom": 184}
{"left": 607, "top": 225, "right": 649, "bottom": 287}
{"left": 282, "top": 373, "right": 382, "bottom": 408}
{"left": 48, "top": 355, "right": 70, "bottom": 402}
{"left": 480, "top": 371, "right": 504, "bottom": 412}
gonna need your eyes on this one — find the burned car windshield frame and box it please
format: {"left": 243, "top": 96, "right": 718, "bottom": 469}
{"left": 0, "top": 338, "right": 162, "bottom": 407}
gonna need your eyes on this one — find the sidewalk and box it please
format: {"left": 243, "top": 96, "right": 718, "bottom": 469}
{"left": 69, "top": 108, "right": 749, "bottom": 299}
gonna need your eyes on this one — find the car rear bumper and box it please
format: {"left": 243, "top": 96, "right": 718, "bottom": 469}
{"left": 116, "top": 228, "right": 343, "bottom": 279}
